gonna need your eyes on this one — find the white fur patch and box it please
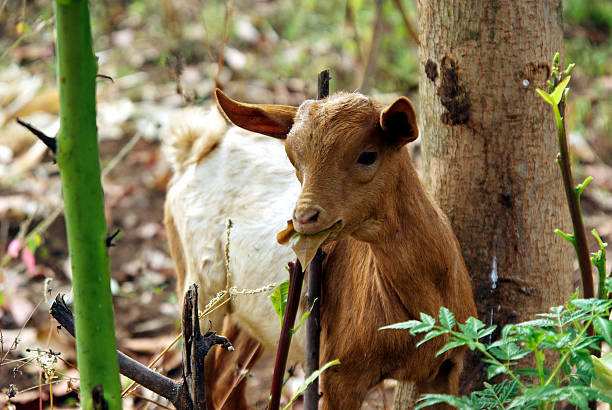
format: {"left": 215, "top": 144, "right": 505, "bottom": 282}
{"left": 165, "top": 115, "right": 308, "bottom": 359}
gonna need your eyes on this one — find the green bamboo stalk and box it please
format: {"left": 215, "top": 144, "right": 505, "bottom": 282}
{"left": 54, "top": 1, "right": 122, "bottom": 408}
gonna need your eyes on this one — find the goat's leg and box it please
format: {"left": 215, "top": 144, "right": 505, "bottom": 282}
{"left": 319, "top": 363, "right": 373, "bottom": 410}
{"left": 206, "top": 315, "right": 263, "bottom": 409}
{"left": 414, "top": 356, "right": 463, "bottom": 410}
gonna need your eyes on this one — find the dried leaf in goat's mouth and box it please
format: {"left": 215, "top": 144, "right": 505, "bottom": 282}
{"left": 276, "top": 220, "right": 296, "bottom": 245}
{"left": 276, "top": 220, "right": 331, "bottom": 270}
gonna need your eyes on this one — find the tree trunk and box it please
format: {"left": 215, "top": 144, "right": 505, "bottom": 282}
{"left": 395, "top": 0, "right": 574, "bottom": 405}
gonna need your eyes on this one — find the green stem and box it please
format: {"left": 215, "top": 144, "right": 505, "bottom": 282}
{"left": 536, "top": 349, "right": 546, "bottom": 385}
{"left": 544, "top": 315, "right": 593, "bottom": 387}
{"left": 598, "top": 267, "right": 607, "bottom": 300}
{"left": 54, "top": 1, "right": 121, "bottom": 408}
{"left": 554, "top": 102, "right": 594, "bottom": 299}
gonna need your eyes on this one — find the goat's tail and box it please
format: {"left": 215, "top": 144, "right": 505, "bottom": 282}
{"left": 163, "top": 105, "right": 228, "bottom": 173}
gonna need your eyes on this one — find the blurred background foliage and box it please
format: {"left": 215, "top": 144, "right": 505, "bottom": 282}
{"left": 1, "top": 0, "right": 610, "bottom": 138}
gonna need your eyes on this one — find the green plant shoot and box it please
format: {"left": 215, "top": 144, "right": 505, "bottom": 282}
{"left": 54, "top": 0, "right": 122, "bottom": 407}
{"left": 283, "top": 359, "right": 340, "bottom": 410}
{"left": 380, "top": 296, "right": 612, "bottom": 409}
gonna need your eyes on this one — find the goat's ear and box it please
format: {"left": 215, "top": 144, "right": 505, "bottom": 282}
{"left": 215, "top": 89, "right": 297, "bottom": 139}
{"left": 379, "top": 96, "right": 418, "bottom": 146}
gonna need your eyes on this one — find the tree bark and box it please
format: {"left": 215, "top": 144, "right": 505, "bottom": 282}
{"left": 395, "top": 0, "right": 574, "bottom": 406}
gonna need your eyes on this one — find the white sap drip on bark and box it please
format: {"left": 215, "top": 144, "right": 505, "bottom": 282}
{"left": 490, "top": 256, "right": 498, "bottom": 290}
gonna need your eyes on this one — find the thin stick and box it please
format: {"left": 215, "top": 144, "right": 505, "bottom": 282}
{"left": 215, "top": 0, "right": 235, "bottom": 89}
{"left": 391, "top": 0, "right": 420, "bottom": 46}
{"left": 268, "top": 260, "right": 304, "bottom": 410}
{"left": 344, "top": 0, "right": 363, "bottom": 65}
{"left": 303, "top": 70, "right": 330, "bottom": 410}
{"left": 216, "top": 343, "right": 262, "bottom": 408}
{"left": 129, "top": 391, "right": 174, "bottom": 410}
{"left": 1, "top": 297, "right": 44, "bottom": 363}
{"left": 359, "top": 0, "right": 384, "bottom": 94}
{"left": 317, "top": 69, "right": 330, "bottom": 100}
{"left": 101, "top": 132, "right": 142, "bottom": 178}
{"left": 0, "top": 0, "right": 9, "bottom": 18}
{"left": 50, "top": 295, "right": 181, "bottom": 405}
{"left": 304, "top": 249, "right": 326, "bottom": 410}
{"left": 51, "top": 291, "right": 232, "bottom": 409}
{"left": 121, "top": 292, "right": 232, "bottom": 398}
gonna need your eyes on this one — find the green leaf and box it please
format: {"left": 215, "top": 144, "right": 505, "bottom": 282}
{"left": 417, "top": 329, "right": 447, "bottom": 347}
{"left": 592, "top": 229, "right": 607, "bottom": 250}
{"left": 283, "top": 359, "right": 340, "bottom": 410}
{"left": 438, "top": 307, "right": 456, "bottom": 330}
{"left": 551, "top": 75, "right": 571, "bottom": 105}
{"left": 477, "top": 325, "right": 497, "bottom": 339}
{"left": 552, "top": 52, "right": 560, "bottom": 68}
{"left": 435, "top": 341, "right": 467, "bottom": 357}
{"left": 593, "top": 317, "right": 612, "bottom": 347}
{"left": 518, "top": 318, "right": 556, "bottom": 328}
{"left": 270, "top": 280, "right": 289, "bottom": 326}
{"left": 486, "top": 363, "right": 507, "bottom": 379}
{"left": 379, "top": 320, "right": 422, "bottom": 331}
{"left": 489, "top": 342, "right": 529, "bottom": 361}
{"left": 555, "top": 228, "right": 577, "bottom": 247}
{"left": 458, "top": 317, "right": 485, "bottom": 340}
{"left": 291, "top": 298, "right": 317, "bottom": 334}
{"left": 592, "top": 353, "right": 612, "bottom": 399}
{"left": 409, "top": 313, "right": 436, "bottom": 334}
{"left": 514, "top": 367, "right": 541, "bottom": 378}
{"left": 380, "top": 313, "right": 436, "bottom": 334}
{"left": 575, "top": 176, "right": 592, "bottom": 198}
{"left": 536, "top": 88, "right": 554, "bottom": 105}
{"left": 570, "top": 298, "right": 599, "bottom": 311}
{"left": 415, "top": 394, "right": 471, "bottom": 409}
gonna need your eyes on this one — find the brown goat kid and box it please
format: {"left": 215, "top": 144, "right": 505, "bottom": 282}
{"left": 164, "top": 89, "right": 476, "bottom": 409}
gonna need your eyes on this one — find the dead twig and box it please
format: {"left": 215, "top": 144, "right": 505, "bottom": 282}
{"left": 215, "top": 0, "right": 235, "bottom": 90}
{"left": 50, "top": 285, "right": 232, "bottom": 409}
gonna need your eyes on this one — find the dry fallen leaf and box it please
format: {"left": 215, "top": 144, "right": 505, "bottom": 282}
{"left": 277, "top": 220, "right": 331, "bottom": 270}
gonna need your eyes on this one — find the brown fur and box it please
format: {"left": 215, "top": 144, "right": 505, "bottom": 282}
{"left": 168, "top": 90, "right": 477, "bottom": 409}
{"left": 205, "top": 316, "right": 263, "bottom": 409}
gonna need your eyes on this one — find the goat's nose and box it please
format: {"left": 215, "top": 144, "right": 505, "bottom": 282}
{"left": 294, "top": 208, "right": 320, "bottom": 225}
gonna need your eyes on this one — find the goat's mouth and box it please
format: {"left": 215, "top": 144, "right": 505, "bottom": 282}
{"left": 276, "top": 220, "right": 342, "bottom": 269}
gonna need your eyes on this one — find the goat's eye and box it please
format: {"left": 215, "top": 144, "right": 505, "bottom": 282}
{"left": 357, "top": 151, "right": 378, "bottom": 165}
